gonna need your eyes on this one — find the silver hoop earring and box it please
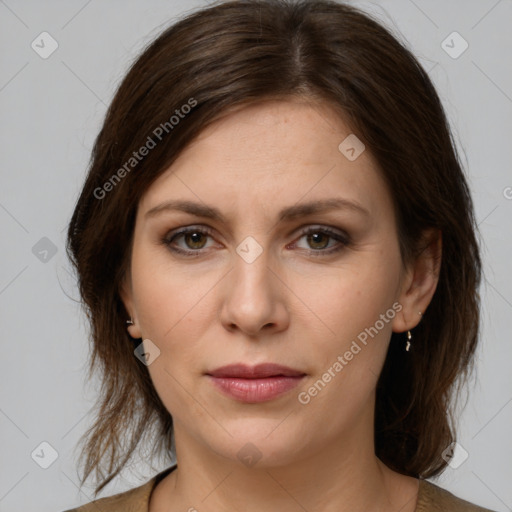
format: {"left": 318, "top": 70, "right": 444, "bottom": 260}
{"left": 126, "top": 318, "right": 134, "bottom": 325}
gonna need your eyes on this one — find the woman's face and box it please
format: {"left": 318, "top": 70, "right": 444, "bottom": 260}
{"left": 121, "top": 99, "right": 424, "bottom": 467}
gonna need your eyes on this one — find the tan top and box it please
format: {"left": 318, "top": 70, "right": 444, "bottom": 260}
{"left": 62, "top": 465, "right": 497, "bottom": 512}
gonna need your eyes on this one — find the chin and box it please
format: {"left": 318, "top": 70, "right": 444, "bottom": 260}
{"left": 205, "top": 423, "right": 310, "bottom": 469}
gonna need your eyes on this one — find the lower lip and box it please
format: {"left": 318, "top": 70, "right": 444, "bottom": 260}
{"left": 207, "top": 375, "right": 305, "bottom": 403}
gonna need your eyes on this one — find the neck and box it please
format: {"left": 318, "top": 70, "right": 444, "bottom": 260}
{"left": 152, "top": 408, "right": 418, "bottom": 512}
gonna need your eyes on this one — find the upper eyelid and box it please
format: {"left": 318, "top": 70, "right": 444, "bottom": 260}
{"left": 165, "top": 224, "right": 348, "bottom": 247}
{"left": 166, "top": 223, "right": 347, "bottom": 238}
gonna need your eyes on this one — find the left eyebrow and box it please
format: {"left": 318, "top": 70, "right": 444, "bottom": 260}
{"left": 144, "top": 197, "right": 370, "bottom": 222}
{"left": 277, "top": 198, "right": 370, "bottom": 222}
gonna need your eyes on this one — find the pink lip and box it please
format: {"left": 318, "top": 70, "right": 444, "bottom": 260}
{"left": 207, "top": 363, "right": 305, "bottom": 378}
{"left": 206, "top": 363, "right": 306, "bottom": 403}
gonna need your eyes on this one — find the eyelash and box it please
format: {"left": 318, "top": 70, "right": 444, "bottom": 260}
{"left": 161, "top": 225, "right": 350, "bottom": 257}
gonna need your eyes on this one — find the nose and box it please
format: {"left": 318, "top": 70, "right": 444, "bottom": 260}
{"left": 219, "top": 248, "right": 290, "bottom": 337}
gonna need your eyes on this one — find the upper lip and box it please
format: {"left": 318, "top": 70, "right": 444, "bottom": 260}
{"left": 207, "top": 363, "right": 306, "bottom": 378}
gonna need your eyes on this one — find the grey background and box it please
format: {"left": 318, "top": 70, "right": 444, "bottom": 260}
{"left": 0, "top": 1, "right": 511, "bottom": 511}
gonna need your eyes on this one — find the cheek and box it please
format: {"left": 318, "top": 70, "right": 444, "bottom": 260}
{"left": 132, "top": 267, "right": 213, "bottom": 421}
{"left": 131, "top": 241, "right": 218, "bottom": 341}
{"left": 294, "top": 262, "right": 400, "bottom": 421}
{"left": 293, "top": 254, "right": 400, "bottom": 337}
{"left": 130, "top": 258, "right": 220, "bottom": 420}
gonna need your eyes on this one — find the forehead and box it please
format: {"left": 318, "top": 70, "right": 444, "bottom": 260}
{"left": 138, "top": 99, "right": 392, "bottom": 224}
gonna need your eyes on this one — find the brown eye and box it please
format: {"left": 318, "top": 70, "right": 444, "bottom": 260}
{"left": 293, "top": 226, "right": 350, "bottom": 256}
{"left": 306, "top": 232, "right": 331, "bottom": 250}
{"left": 162, "top": 226, "right": 215, "bottom": 255}
{"left": 182, "top": 231, "right": 208, "bottom": 250}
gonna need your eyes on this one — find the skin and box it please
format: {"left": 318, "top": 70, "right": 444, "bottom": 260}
{"left": 120, "top": 98, "right": 441, "bottom": 512}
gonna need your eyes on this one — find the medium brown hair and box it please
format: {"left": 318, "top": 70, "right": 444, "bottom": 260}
{"left": 66, "top": 0, "right": 482, "bottom": 495}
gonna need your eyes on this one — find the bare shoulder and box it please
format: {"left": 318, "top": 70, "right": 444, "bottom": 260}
{"left": 417, "top": 480, "right": 498, "bottom": 512}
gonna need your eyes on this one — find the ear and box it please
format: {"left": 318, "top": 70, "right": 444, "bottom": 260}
{"left": 392, "top": 228, "right": 442, "bottom": 333}
{"left": 119, "top": 271, "right": 142, "bottom": 339}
